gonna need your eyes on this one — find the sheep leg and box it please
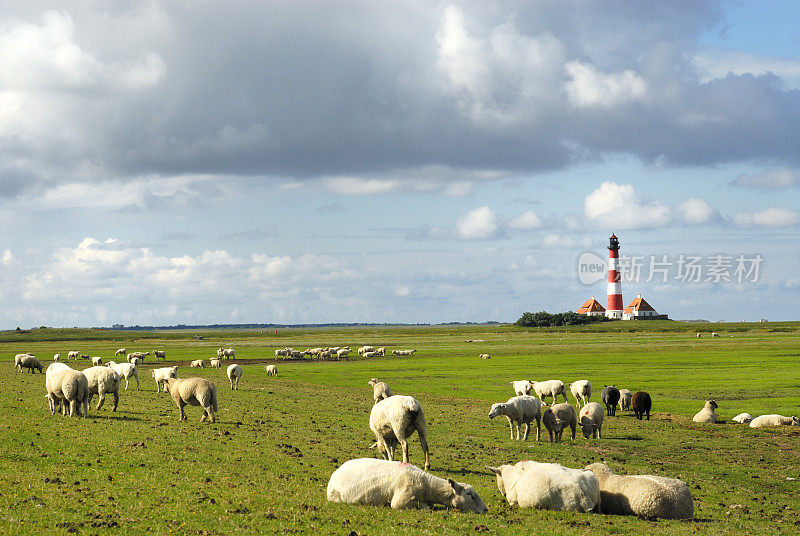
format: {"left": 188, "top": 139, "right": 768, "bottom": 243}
{"left": 570, "top": 421, "right": 576, "bottom": 440}
{"left": 398, "top": 436, "right": 410, "bottom": 463}
{"left": 506, "top": 416, "right": 515, "bottom": 440}
{"left": 178, "top": 401, "right": 187, "bottom": 421}
{"left": 522, "top": 422, "right": 530, "bottom": 441}
{"left": 204, "top": 406, "right": 215, "bottom": 423}
{"left": 535, "top": 416, "right": 541, "bottom": 441}
{"left": 111, "top": 391, "right": 118, "bottom": 412}
{"left": 417, "top": 431, "right": 430, "bottom": 470}
{"left": 135, "top": 374, "right": 140, "bottom": 390}
{"left": 96, "top": 391, "right": 105, "bottom": 411}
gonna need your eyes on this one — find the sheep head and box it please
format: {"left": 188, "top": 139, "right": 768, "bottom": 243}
{"left": 488, "top": 403, "right": 505, "bottom": 419}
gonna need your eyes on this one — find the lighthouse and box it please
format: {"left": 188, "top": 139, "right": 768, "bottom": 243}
{"left": 606, "top": 234, "right": 623, "bottom": 319}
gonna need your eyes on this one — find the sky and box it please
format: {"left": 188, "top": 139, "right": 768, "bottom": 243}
{"left": 1, "top": 0, "right": 799, "bottom": 329}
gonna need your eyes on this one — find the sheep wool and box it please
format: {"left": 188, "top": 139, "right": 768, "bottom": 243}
{"left": 487, "top": 461, "right": 600, "bottom": 512}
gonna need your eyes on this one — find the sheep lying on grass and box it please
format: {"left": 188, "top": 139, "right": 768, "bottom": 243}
{"left": 578, "top": 402, "right": 604, "bottom": 439}
{"left": 369, "top": 395, "right": 430, "bottom": 470}
{"left": 82, "top": 366, "right": 120, "bottom": 411}
{"left": 692, "top": 400, "right": 719, "bottom": 423}
{"left": 487, "top": 461, "right": 600, "bottom": 512}
{"left": 152, "top": 366, "right": 178, "bottom": 392}
{"left": 265, "top": 364, "right": 278, "bottom": 376}
{"left": 368, "top": 378, "right": 393, "bottom": 404}
{"left": 488, "top": 395, "right": 542, "bottom": 441}
{"left": 570, "top": 380, "right": 592, "bottom": 409}
{"left": 542, "top": 403, "right": 577, "bottom": 443}
{"left": 585, "top": 463, "right": 694, "bottom": 519}
{"left": 107, "top": 361, "right": 139, "bottom": 390}
{"left": 618, "top": 388, "right": 632, "bottom": 411}
{"left": 162, "top": 377, "right": 218, "bottom": 423}
{"left": 15, "top": 354, "right": 43, "bottom": 373}
{"left": 731, "top": 413, "right": 753, "bottom": 424}
{"left": 631, "top": 391, "right": 652, "bottom": 420}
{"left": 533, "top": 380, "right": 568, "bottom": 404}
{"left": 46, "top": 366, "right": 89, "bottom": 418}
{"left": 227, "top": 364, "right": 243, "bottom": 390}
{"left": 327, "top": 458, "right": 487, "bottom": 512}
{"left": 749, "top": 414, "right": 800, "bottom": 428}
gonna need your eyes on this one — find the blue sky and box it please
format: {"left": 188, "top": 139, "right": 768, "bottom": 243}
{"left": 0, "top": 1, "right": 799, "bottom": 328}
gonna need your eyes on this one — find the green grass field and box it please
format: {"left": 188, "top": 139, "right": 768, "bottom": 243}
{"left": 1, "top": 323, "right": 799, "bottom": 535}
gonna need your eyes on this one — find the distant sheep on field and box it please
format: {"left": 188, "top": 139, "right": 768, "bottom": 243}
{"left": 692, "top": 400, "right": 719, "bottom": 424}
{"left": 217, "top": 348, "right": 235, "bottom": 359}
{"left": 107, "top": 361, "right": 139, "bottom": 390}
{"left": 631, "top": 391, "right": 652, "bottom": 420}
{"left": 114, "top": 348, "right": 127, "bottom": 356}
{"left": 152, "top": 350, "right": 166, "bottom": 361}
{"left": 510, "top": 380, "right": 532, "bottom": 396}
{"left": 15, "top": 354, "right": 43, "bottom": 373}
{"left": 479, "top": 353, "right": 490, "bottom": 359}
{"left": 210, "top": 358, "right": 221, "bottom": 369}
{"left": 618, "top": 388, "right": 633, "bottom": 411}
{"left": 67, "top": 351, "right": 80, "bottom": 360}
{"left": 711, "top": 332, "right": 719, "bottom": 337}
{"left": 91, "top": 356, "right": 102, "bottom": 366}
{"left": 368, "top": 378, "right": 393, "bottom": 404}
{"left": 190, "top": 359, "right": 204, "bottom": 369}
{"left": 265, "top": 364, "right": 278, "bottom": 376}
{"left": 749, "top": 414, "right": 800, "bottom": 428}
{"left": 227, "top": 364, "right": 242, "bottom": 390}
{"left": 601, "top": 386, "right": 620, "bottom": 416}
{"left": 731, "top": 413, "right": 753, "bottom": 424}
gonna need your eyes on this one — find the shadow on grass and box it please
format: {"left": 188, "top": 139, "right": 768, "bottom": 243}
{"left": 604, "top": 435, "right": 644, "bottom": 441}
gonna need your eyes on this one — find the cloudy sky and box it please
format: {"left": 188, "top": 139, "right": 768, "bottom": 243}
{"left": 1, "top": 1, "right": 799, "bottom": 328}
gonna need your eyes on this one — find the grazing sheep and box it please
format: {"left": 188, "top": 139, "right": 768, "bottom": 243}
{"left": 479, "top": 353, "right": 490, "bottom": 359}
{"left": 376, "top": 347, "right": 386, "bottom": 357}
{"left": 585, "top": 463, "right": 694, "bottom": 519}
{"left": 731, "top": 413, "right": 753, "bottom": 424}
{"left": 82, "top": 366, "right": 120, "bottom": 411}
{"left": 91, "top": 356, "right": 102, "bottom": 366}
{"left": 53, "top": 353, "right": 60, "bottom": 362}
{"left": 337, "top": 348, "right": 351, "bottom": 358}
{"left": 488, "top": 395, "right": 542, "bottom": 441}
{"left": 749, "top": 414, "right": 800, "bottom": 428}
{"left": 327, "top": 458, "right": 487, "bottom": 512}
{"left": 579, "top": 402, "right": 604, "bottom": 439}
{"left": 209, "top": 358, "right": 221, "bottom": 368}
{"left": 369, "top": 395, "right": 430, "bottom": 470}
{"left": 190, "top": 359, "right": 204, "bottom": 369}
{"left": 542, "top": 403, "right": 578, "bottom": 443}
{"left": 510, "top": 380, "right": 533, "bottom": 396}
{"left": 711, "top": 332, "right": 719, "bottom": 337}
{"left": 152, "top": 350, "right": 166, "bottom": 361}
{"left": 114, "top": 348, "right": 127, "bottom": 356}
{"left": 368, "top": 378, "right": 393, "bottom": 404}
{"left": 44, "top": 362, "right": 72, "bottom": 414}
{"left": 107, "top": 360, "right": 139, "bottom": 390}
{"left": 265, "top": 364, "right": 278, "bottom": 376}
{"left": 15, "top": 354, "right": 43, "bottom": 373}
{"left": 218, "top": 348, "right": 235, "bottom": 359}
{"left": 358, "top": 346, "right": 375, "bottom": 356}
{"left": 618, "top": 388, "right": 633, "bottom": 411}
{"left": 391, "top": 349, "right": 416, "bottom": 356}
{"left": 601, "top": 386, "right": 621, "bottom": 416}
{"left": 127, "top": 351, "right": 149, "bottom": 363}
{"left": 487, "top": 461, "right": 600, "bottom": 512}
{"left": 696, "top": 332, "right": 701, "bottom": 338}
{"left": 152, "top": 366, "right": 178, "bottom": 392}
{"left": 532, "top": 380, "right": 568, "bottom": 404}
{"left": 80, "top": 354, "right": 90, "bottom": 361}
{"left": 631, "top": 391, "right": 652, "bottom": 420}
{"left": 67, "top": 350, "right": 80, "bottom": 360}
{"left": 46, "top": 368, "right": 89, "bottom": 418}
{"left": 570, "top": 380, "right": 592, "bottom": 409}
{"left": 162, "top": 377, "right": 218, "bottom": 422}
{"left": 692, "top": 400, "right": 719, "bottom": 423}
{"left": 227, "top": 363, "right": 242, "bottom": 390}
{"left": 363, "top": 351, "right": 378, "bottom": 358}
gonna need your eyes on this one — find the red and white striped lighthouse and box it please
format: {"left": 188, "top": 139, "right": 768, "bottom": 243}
{"left": 606, "top": 234, "right": 623, "bottom": 319}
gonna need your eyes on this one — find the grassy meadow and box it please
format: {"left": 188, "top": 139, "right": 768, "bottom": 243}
{"left": 1, "top": 322, "right": 799, "bottom": 535}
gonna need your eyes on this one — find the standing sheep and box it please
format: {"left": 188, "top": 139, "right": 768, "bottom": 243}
{"left": 369, "top": 395, "right": 430, "bottom": 470}
{"left": 15, "top": 354, "right": 43, "bottom": 373}
{"left": 692, "top": 400, "right": 719, "bottom": 423}
{"left": 368, "top": 378, "right": 393, "bottom": 404}
{"left": 82, "top": 366, "right": 120, "bottom": 411}
{"left": 327, "top": 458, "right": 487, "bottom": 513}
{"left": 749, "top": 414, "right": 800, "bottom": 428}
{"left": 618, "top": 388, "right": 633, "bottom": 411}
{"left": 67, "top": 350, "right": 80, "bottom": 360}
{"left": 107, "top": 361, "right": 139, "bottom": 390}
{"left": 578, "top": 402, "right": 604, "bottom": 439}
{"left": 631, "top": 391, "right": 652, "bottom": 420}
{"left": 162, "top": 377, "right": 218, "bottom": 422}
{"left": 210, "top": 358, "right": 221, "bottom": 369}
{"left": 152, "top": 366, "right": 178, "bottom": 392}
{"left": 510, "top": 380, "right": 533, "bottom": 396}
{"left": 91, "top": 356, "right": 103, "bottom": 366}
{"left": 532, "top": 380, "right": 568, "bottom": 404}
{"left": 46, "top": 368, "right": 89, "bottom": 418}
{"left": 190, "top": 359, "right": 204, "bottom": 369}
{"left": 570, "top": 380, "right": 592, "bottom": 409}
{"left": 585, "top": 463, "right": 694, "bottom": 519}
{"left": 487, "top": 461, "right": 600, "bottom": 512}
{"left": 542, "top": 403, "right": 578, "bottom": 443}
{"left": 488, "top": 395, "right": 542, "bottom": 441}
{"left": 114, "top": 348, "right": 127, "bottom": 356}
{"left": 44, "top": 363, "right": 72, "bottom": 414}
{"left": 227, "top": 363, "right": 242, "bottom": 390}
{"left": 601, "top": 386, "right": 621, "bottom": 416}
{"left": 53, "top": 353, "right": 60, "bottom": 362}
{"left": 218, "top": 348, "right": 235, "bottom": 360}
{"left": 152, "top": 350, "right": 166, "bottom": 361}
{"left": 265, "top": 364, "right": 278, "bottom": 376}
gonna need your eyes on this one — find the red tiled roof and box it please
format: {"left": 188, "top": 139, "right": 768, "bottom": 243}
{"left": 577, "top": 298, "right": 606, "bottom": 314}
{"left": 623, "top": 296, "right": 656, "bottom": 314}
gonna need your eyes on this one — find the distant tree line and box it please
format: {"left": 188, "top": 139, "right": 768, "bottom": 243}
{"left": 515, "top": 311, "right": 611, "bottom": 328}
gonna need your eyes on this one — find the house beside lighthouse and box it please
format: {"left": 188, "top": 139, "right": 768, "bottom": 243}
{"left": 577, "top": 297, "right": 606, "bottom": 316}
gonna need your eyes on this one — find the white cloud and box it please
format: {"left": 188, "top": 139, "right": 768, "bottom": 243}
{"left": 732, "top": 169, "right": 799, "bottom": 190}
{"left": 2, "top": 249, "right": 12, "bottom": 266}
{"left": 508, "top": 210, "right": 542, "bottom": 230}
{"left": 676, "top": 198, "right": 719, "bottom": 225}
{"left": 541, "top": 233, "right": 592, "bottom": 249}
{"left": 322, "top": 177, "right": 402, "bottom": 195}
{"left": 584, "top": 181, "right": 670, "bottom": 230}
{"left": 395, "top": 285, "right": 411, "bottom": 297}
{"left": 455, "top": 206, "right": 500, "bottom": 239}
{"left": 733, "top": 207, "right": 800, "bottom": 227}
{"left": 565, "top": 61, "right": 647, "bottom": 108}
{"left": 692, "top": 48, "right": 800, "bottom": 89}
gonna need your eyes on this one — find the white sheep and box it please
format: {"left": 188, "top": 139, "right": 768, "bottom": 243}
{"left": 337, "top": 348, "right": 351, "bottom": 358}
{"left": 227, "top": 363, "right": 242, "bottom": 390}
{"left": 578, "top": 402, "right": 604, "bottom": 439}
{"left": 487, "top": 461, "right": 600, "bottom": 512}
{"left": 67, "top": 350, "right": 80, "bottom": 360}
{"left": 749, "top": 414, "right": 800, "bottom": 428}
{"left": 510, "top": 380, "right": 533, "bottom": 396}
{"left": 711, "top": 332, "right": 719, "bottom": 337}
{"left": 46, "top": 367, "right": 89, "bottom": 418}
{"left": 217, "top": 348, "right": 235, "bottom": 359}
{"left": 82, "top": 366, "right": 120, "bottom": 411}
{"left": 731, "top": 412, "right": 753, "bottom": 424}
{"left": 542, "top": 403, "right": 578, "bottom": 443}
{"left": 363, "top": 351, "right": 378, "bottom": 358}
{"left": 479, "top": 353, "right": 490, "bottom": 359}
{"left": 368, "top": 378, "right": 393, "bottom": 404}
{"left": 533, "top": 379, "right": 568, "bottom": 404}
{"left": 190, "top": 359, "right": 204, "bottom": 369}
{"left": 53, "top": 353, "right": 60, "bottom": 362}
{"left": 376, "top": 347, "right": 386, "bottom": 356}
{"left": 209, "top": 358, "right": 221, "bottom": 369}
{"left": 265, "top": 364, "right": 278, "bottom": 376}
{"left": 15, "top": 354, "right": 43, "bottom": 373}
{"left": 696, "top": 332, "right": 701, "bottom": 338}
{"left": 114, "top": 348, "right": 127, "bottom": 356}
{"left": 370, "top": 395, "right": 430, "bottom": 470}
{"left": 107, "top": 360, "right": 139, "bottom": 390}
{"left": 44, "top": 362, "right": 72, "bottom": 414}
{"left": 162, "top": 377, "right": 218, "bottom": 422}
{"left": 327, "top": 458, "right": 487, "bottom": 512}
{"left": 358, "top": 345, "right": 375, "bottom": 356}
{"left": 489, "top": 395, "right": 542, "bottom": 441}
{"left": 127, "top": 351, "right": 149, "bottom": 363}
{"left": 91, "top": 356, "right": 103, "bottom": 366}
{"left": 585, "top": 463, "right": 694, "bottom": 519}
{"left": 570, "top": 379, "right": 592, "bottom": 409}
{"left": 618, "top": 388, "right": 633, "bottom": 411}
{"left": 152, "top": 350, "right": 166, "bottom": 360}
{"left": 692, "top": 400, "right": 719, "bottom": 423}
{"left": 152, "top": 366, "right": 178, "bottom": 392}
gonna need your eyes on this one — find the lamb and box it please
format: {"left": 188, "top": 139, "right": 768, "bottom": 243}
{"left": 152, "top": 350, "right": 166, "bottom": 361}
{"left": 227, "top": 363, "right": 242, "bottom": 390}
{"left": 210, "top": 358, "right": 221, "bottom": 369}
{"left": 46, "top": 367, "right": 90, "bottom": 418}
{"left": 749, "top": 414, "right": 800, "bottom": 428}
{"left": 486, "top": 461, "right": 600, "bottom": 512}
{"left": 218, "top": 348, "right": 235, "bottom": 359}
{"left": 711, "top": 332, "right": 719, "bottom": 337}
{"left": 631, "top": 391, "right": 652, "bottom": 420}
{"left": 368, "top": 378, "right": 393, "bottom": 404}
{"left": 162, "top": 377, "right": 218, "bottom": 422}
{"left": 363, "top": 351, "right": 378, "bottom": 358}
{"left": 327, "top": 458, "right": 487, "bottom": 512}
{"left": 618, "top": 388, "right": 633, "bottom": 411}
{"left": 488, "top": 395, "right": 542, "bottom": 441}
{"left": 542, "top": 403, "right": 578, "bottom": 443}
{"left": 376, "top": 347, "right": 386, "bottom": 357}
{"left": 265, "top": 364, "right": 278, "bottom": 376}
{"left": 152, "top": 366, "right": 178, "bottom": 392}
{"left": 731, "top": 413, "right": 753, "bottom": 424}
{"left": 532, "top": 380, "right": 568, "bottom": 404}
{"left": 15, "top": 354, "right": 43, "bottom": 373}
{"left": 190, "top": 359, "right": 204, "bottom": 369}
{"left": 692, "top": 400, "right": 719, "bottom": 424}
{"left": 585, "top": 463, "right": 694, "bottom": 519}
{"left": 369, "top": 395, "right": 430, "bottom": 470}
{"left": 114, "top": 348, "right": 127, "bottom": 356}
{"left": 358, "top": 346, "right": 375, "bottom": 356}
{"left": 67, "top": 350, "right": 80, "bottom": 360}
{"left": 107, "top": 360, "right": 139, "bottom": 390}
{"left": 570, "top": 380, "right": 592, "bottom": 409}
{"left": 579, "top": 402, "right": 604, "bottom": 439}
{"left": 82, "top": 366, "right": 120, "bottom": 411}
{"left": 53, "top": 353, "right": 60, "bottom": 362}
{"left": 510, "top": 380, "right": 533, "bottom": 396}
{"left": 479, "top": 353, "right": 490, "bottom": 359}
{"left": 91, "top": 356, "right": 103, "bottom": 366}
{"left": 601, "top": 385, "right": 621, "bottom": 416}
